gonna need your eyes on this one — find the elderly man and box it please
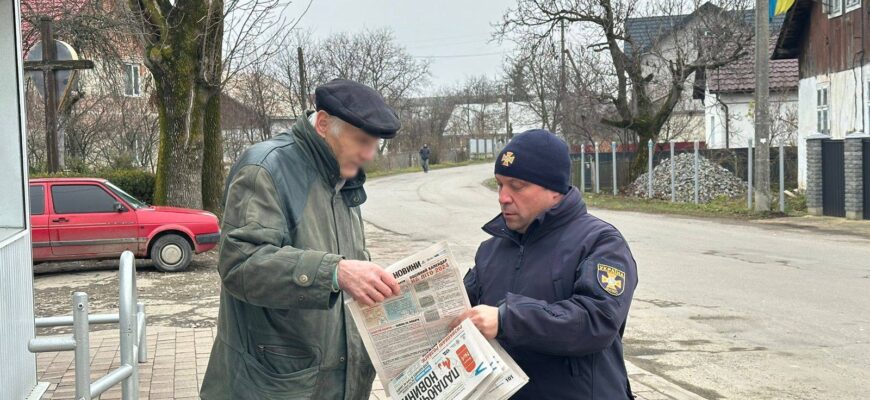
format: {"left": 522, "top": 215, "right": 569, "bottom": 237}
{"left": 200, "top": 79, "right": 401, "bottom": 399}
{"left": 452, "top": 129, "right": 638, "bottom": 399}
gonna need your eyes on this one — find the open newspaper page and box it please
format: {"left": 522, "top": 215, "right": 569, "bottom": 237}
{"left": 346, "top": 241, "right": 527, "bottom": 399}
{"left": 387, "top": 319, "right": 497, "bottom": 400}
{"left": 345, "top": 242, "right": 471, "bottom": 383}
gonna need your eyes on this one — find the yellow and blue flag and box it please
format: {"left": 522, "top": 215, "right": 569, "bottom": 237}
{"left": 770, "top": 0, "right": 796, "bottom": 17}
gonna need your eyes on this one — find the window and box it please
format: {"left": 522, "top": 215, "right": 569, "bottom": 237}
{"left": 52, "top": 185, "right": 118, "bottom": 214}
{"left": 29, "top": 186, "right": 44, "bottom": 215}
{"left": 846, "top": 0, "right": 860, "bottom": 12}
{"left": 827, "top": 0, "right": 843, "bottom": 16}
{"left": 124, "top": 63, "right": 141, "bottom": 97}
{"left": 817, "top": 86, "right": 830, "bottom": 134}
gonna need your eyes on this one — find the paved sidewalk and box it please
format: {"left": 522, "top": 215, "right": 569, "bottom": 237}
{"left": 35, "top": 327, "right": 704, "bottom": 400}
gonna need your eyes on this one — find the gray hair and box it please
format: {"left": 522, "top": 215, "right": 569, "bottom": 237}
{"left": 309, "top": 111, "right": 347, "bottom": 138}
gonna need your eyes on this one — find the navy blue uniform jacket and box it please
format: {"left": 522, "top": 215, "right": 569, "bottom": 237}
{"left": 464, "top": 187, "right": 638, "bottom": 399}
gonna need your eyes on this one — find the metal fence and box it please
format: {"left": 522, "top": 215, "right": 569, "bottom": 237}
{"left": 28, "top": 251, "right": 147, "bottom": 400}
{"left": 571, "top": 141, "right": 799, "bottom": 212}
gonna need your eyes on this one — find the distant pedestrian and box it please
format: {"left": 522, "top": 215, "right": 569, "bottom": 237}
{"left": 419, "top": 144, "right": 431, "bottom": 173}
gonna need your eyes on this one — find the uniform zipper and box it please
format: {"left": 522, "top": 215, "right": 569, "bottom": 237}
{"left": 510, "top": 245, "right": 525, "bottom": 292}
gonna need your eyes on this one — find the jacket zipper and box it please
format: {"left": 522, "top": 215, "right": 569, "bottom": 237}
{"left": 331, "top": 191, "right": 341, "bottom": 254}
{"left": 510, "top": 245, "right": 525, "bottom": 292}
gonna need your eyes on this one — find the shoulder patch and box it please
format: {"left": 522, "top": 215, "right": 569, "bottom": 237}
{"left": 597, "top": 263, "right": 626, "bottom": 296}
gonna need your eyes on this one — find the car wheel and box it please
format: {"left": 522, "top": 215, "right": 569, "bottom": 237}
{"left": 150, "top": 234, "right": 192, "bottom": 272}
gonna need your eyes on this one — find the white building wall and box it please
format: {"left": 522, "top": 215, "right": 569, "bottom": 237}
{"left": 796, "top": 65, "right": 870, "bottom": 188}
{"left": 705, "top": 91, "right": 798, "bottom": 150}
{"left": 0, "top": 0, "right": 39, "bottom": 398}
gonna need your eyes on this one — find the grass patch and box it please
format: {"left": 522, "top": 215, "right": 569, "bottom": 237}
{"left": 367, "top": 158, "right": 491, "bottom": 179}
{"left": 581, "top": 192, "right": 807, "bottom": 220}
{"left": 482, "top": 177, "right": 807, "bottom": 220}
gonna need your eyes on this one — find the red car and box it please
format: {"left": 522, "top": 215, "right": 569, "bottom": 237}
{"left": 29, "top": 178, "right": 221, "bottom": 272}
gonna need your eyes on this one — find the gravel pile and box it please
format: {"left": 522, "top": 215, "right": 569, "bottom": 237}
{"left": 628, "top": 153, "right": 746, "bottom": 202}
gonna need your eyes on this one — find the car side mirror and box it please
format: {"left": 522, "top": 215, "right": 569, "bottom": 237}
{"left": 114, "top": 202, "right": 127, "bottom": 213}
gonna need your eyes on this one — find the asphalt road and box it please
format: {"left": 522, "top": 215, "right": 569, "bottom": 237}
{"left": 362, "top": 163, "right": 870, "bottom": 400}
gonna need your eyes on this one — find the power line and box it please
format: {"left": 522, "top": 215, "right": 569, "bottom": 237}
{"left": 413, "top": 51, "right": 507, "bottom": 59}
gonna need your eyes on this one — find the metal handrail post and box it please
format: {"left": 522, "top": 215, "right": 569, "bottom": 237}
{"left": 119, "top": 251, "right": 139, "bottom": 399}
{"left": 137, "top": 303, "right": 147, "bottom": 363}
{"left": 73, "top": 292, "right": 91, "bottom": 400}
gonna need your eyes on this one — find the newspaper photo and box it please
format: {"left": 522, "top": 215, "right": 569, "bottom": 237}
{"left": 345, "top": 241, "right": 528, "bottom": 399}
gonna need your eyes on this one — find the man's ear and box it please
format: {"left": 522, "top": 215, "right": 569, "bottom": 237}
{"left": 314, "top": 111, "right": 330, "bottom": 138}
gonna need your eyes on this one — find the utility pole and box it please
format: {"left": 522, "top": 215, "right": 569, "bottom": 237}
{"left": 558, "top": 19, "right": 566, "bottom": 132}
{"left": 753, "top": 0, "right": 771, "bottom": 211}
{"left": 504, "top": 84, "right": 512, "bottom": 139}
{"left": 297, "top": 47, "right": 308, "bottom": 110}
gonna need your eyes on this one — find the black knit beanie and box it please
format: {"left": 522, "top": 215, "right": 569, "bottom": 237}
{"left": 494, "top": 129, "right": 571, "bottom": 194}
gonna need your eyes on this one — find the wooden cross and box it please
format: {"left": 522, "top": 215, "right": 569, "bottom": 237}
{"left": 23, "top": 17, "right": 94, "bottom": 173}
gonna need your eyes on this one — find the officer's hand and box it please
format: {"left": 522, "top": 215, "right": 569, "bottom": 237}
{"left": 337, "top": 259, "right": 401, "bottom": 307}
{"left": 449, "top": 305, "right": 499, "bottom": 339}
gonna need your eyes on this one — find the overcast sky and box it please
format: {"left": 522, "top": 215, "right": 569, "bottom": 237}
{"left": 284, "top": 0, "right": 518, "bottom": 93}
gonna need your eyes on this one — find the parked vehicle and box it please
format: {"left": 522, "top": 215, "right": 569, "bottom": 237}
{"left": 29, "top": 178, "right": 220, "bottom": 272}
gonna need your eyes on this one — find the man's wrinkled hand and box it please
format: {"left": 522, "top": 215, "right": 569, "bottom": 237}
{"left": 337, "top": 259, "right": 401, "bottom": 307}
{"left": 449, "top": 305, "right": 499, "bottom": 339}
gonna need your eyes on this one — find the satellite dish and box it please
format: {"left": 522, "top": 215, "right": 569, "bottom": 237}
{"left": 26, "top": 39, "right": 81, "bottom": 109}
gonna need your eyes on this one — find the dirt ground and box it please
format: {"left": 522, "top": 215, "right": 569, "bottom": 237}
{"left": 32, "top": 223, "right": 428, "bottom": 336}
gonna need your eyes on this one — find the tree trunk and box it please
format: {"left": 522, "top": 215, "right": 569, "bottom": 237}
{"left": 153, "top": 74, "right": 206, "bottom": 209}
{"left": 202, "top": 92, "right": 224, "bottom": 215}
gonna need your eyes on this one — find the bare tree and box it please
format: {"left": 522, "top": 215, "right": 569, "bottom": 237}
{"left": 275, "top": 28, "right": 431, "bottom": 153}
{"left": 498, "top": 0, "right": 753, "bottom": 177}
{"left": 505, "top": 39, "right": 562, "bottom": 132}
{"left": 124, "top": 0, "right": 303, "bottom": 212}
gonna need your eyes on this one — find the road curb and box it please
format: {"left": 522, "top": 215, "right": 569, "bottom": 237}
{"left": 627, "top": 360, "right": 707, "bottom": 400}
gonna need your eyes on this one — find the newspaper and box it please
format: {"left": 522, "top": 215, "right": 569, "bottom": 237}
{"left": 345, "top": 241, "right": 528, "bottom": 399}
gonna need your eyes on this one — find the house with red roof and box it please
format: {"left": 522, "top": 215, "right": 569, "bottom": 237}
{"left": 704, "top": 21, "right": 799, "bottom": 150}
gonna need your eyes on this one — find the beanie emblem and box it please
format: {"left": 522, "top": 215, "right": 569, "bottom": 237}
{"left": 500, "top": 151, "right": 516, "bottom": 167}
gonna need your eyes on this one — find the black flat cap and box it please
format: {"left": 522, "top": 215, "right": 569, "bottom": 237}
{"left": 314, "top": 79, "right": 401, "bottom": 139}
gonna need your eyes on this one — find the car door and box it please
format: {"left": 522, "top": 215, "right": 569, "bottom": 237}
{"left": 49, "top": 183, "right": 138, "bottom": 258}
{"left": 29, "top": 184, "right": 51, "bottom": 260}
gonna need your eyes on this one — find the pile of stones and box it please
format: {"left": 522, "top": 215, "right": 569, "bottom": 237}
{"left": 627, "top": 153, "right": 746, "bottom": 203}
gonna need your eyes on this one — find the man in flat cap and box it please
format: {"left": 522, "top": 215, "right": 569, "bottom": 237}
{"left": 452, "top": 129, "right": 638, "bottom": 399}
{"left": 201, "top": 79, "right": 402, "bottom": 399}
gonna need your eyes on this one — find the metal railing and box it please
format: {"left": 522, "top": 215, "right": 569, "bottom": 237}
{"left": 29, "top": 251, "right": 147, "bottom": 400}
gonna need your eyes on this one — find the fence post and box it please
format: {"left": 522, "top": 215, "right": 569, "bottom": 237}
{"left": 595, "top": 142, "right": 600, "bottom": 194}
{"left": 73, "top": 292, "right": 91, "bottom": 400}
{"left": 647, "top": 140, "right": 653, "bottom": 198}
{"left": 612, "top": 141, "right": 618, "bottom": 195}
{"left": 779, "top": 141, "right": 785, "bottom": 213}
{"left": 670, "top": 141, "right": 676, "bottom": 202}
{"left": 748, "top": 138, "right": 754, "bottom": 209}
{"left": 580, "top": 146, "right": 586, "bottom": 192}
{"left": 694, "top": 140, "right": 700, "bottom": 204}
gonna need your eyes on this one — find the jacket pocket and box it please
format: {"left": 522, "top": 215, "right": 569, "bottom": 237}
{"left": 237, "top": 347, "right": 320, "bottom": 398}
{"left": 256, "top": 343, "right": 319, "bottom": 376}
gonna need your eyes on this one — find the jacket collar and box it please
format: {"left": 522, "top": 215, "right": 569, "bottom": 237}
{"left": 482, "top": 187, "right": 586, "bottom": 245}
{"left": 291, "top": 112, "right": 368, "bottom": 207}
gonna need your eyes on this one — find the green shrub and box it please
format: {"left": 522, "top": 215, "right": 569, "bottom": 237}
{"left": 100, "top": 169, "right": 156, "bottom": 204}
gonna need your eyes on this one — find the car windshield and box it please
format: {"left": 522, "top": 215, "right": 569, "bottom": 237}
{"left": 104, "top": 181, "right": 148, "bottom": 209}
